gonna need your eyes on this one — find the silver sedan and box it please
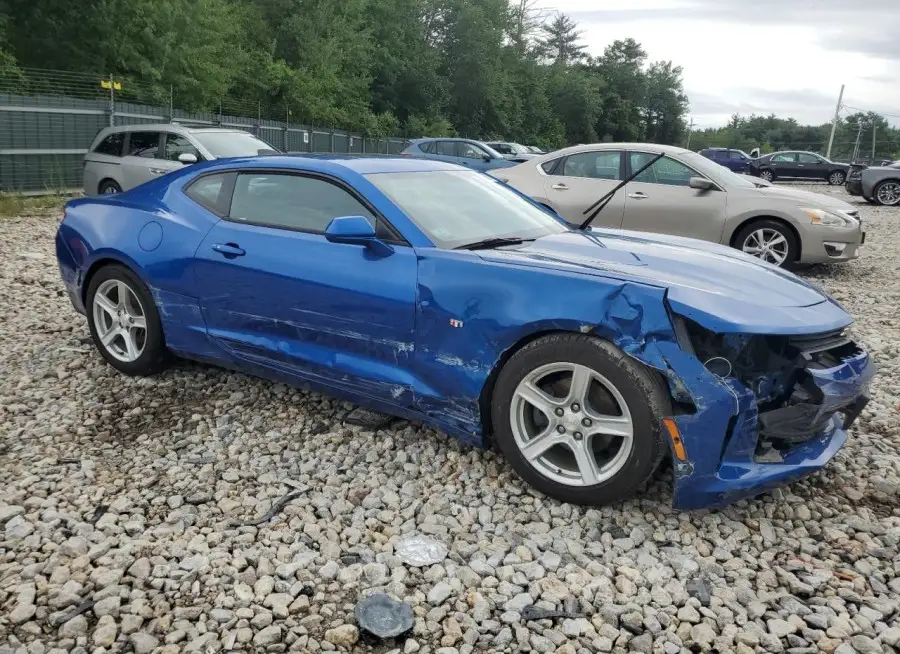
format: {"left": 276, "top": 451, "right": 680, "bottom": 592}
{"left": 491, "top": 143, "right": 865, "bottom": 267}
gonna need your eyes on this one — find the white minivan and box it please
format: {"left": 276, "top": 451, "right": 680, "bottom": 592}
{"left": 83, "top": 123, "right": 279, "bottom": 195}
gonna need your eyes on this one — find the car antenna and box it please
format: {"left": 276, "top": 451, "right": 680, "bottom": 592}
{"left": 578, "top": 151, "right": 666, "bottom": 230}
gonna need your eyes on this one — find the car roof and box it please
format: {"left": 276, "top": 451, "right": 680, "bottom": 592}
{"left": 542, "top": 142, "right": 693, "bottom": 158}
{"left": 100, "top": 123, "right": 251, "bottom": 134}
{"left": 207, "top": 154, "right": 464, "bottom": 174}
{"left": 412, "top": 137, "right": 482, "bottom": 143}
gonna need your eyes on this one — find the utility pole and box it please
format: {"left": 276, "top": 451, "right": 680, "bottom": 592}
{"left": 825, "top": 84, "right": 845, "bottom": 160}
{"left": 872, "top": 124, "right": 877, "bottom": 163}
{"left": 685, "top": 117, "right": 695, "bottom": 149}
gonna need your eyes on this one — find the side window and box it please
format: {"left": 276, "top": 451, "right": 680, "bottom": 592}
{"left": 126, "top": 132, "right": 161, "bottom": 159}
{"left": 184, "top": 173, "right": 231, "bottom": 215}
{"left": 630, "top": 153, "right": 697, "bottom": 187}
{"left": 457, "top": 142, "right": 487, "bottom": 159}
{"left": 540, "top": 158, "right": 561, "bottom": 174}
{"left": 94, "top": 133, "right": 125, "bottom": 156}
{"left": 797, "top": 153, "right": 823, "bottom": 164}
{"left": 772, "top": 153, "right": 796, "bottom": 163}
{"left": 164, "top": 133, "right": 202, "bottom": 162}
{"left": 435, "top": 141, "right": 457, "bottom": 156}
{"left": 493, "top": 144, "right": 513, "bottom": 155}
{"left": 561, "top": 151, "right": 621, "bottom": 180}
{"left": 419, "top": 141, "right": 435, "bottom": 154}
{"left": 728, "top": 150, "right": 746, "bottom": 160}
{"left": 230, "top": 173, "right": 376, "bottom": 233}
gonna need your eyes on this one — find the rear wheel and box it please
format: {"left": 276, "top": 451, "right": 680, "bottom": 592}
{"left": 734, "top": 219, "right": 798, "bottom": 267}
{"left": 873, "top": 180, "right": 900, "bottom": 206}
{"left": 491, "top": 334, "right": 670, "bottom": 506}
{"left": 759, "top": 169, "right": 775, "bottom": 183}
{"left": 98, "top": 179, "right": 122, "bottom": 195}
{"left": 86, "top": 265, "right": 168, "bottom": 375}
{"left": 828, "top": 170, "right": 846, "bottom": 185}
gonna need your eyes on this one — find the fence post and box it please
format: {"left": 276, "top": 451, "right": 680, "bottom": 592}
{"left": 168, "top": 85, "right": 174, "bottom": 123}
{"left": 108, "top": 73, "right": 115, "bottom": 127}
{"left": 330, "top": 129, "right": 335, "bottom": 153}
{"left": 284, "top": 106, "right": 290, "bottom": 152}
{"left": 256, "top": 101, "right": 261, "bottom": 136}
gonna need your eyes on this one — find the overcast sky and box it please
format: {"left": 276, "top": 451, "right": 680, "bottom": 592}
{"left": 536, "top": 0, "right": 900, "bottom": 128}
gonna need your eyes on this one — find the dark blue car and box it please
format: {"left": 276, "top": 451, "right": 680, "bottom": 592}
{"left": 56, "top": 155, "right": 874, "bottom": 510}
{"left": 699, "top": 147, "right": 754, "bottom": 173}
{"left": 402, "top": 138, "right": 516, "bottom": 171}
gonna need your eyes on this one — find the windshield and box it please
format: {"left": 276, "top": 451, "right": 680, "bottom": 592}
{"left": 676, "top": 150, "right": 758, "bottom": 189}
{"left": 191, "top": 131, "right": 277, "bottom": 158}
{"left": 510, "top": 143, "right": 529, "bottom": 154}
{"left": 366, "top": 170, "right": 568, "bottom": 249}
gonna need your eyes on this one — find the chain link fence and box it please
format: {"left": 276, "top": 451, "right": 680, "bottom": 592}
{"left": 0, "top": 68, "right": 410, "bottom": 194}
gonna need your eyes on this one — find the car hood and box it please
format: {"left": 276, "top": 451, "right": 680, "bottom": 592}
{"left": 751, "top": 185, "right": 857, "bottom": 212}
{"left": 478, "top": 230, "right": 852, "bottom": 335}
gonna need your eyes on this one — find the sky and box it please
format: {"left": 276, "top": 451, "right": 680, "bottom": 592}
{"left": 535, "top": 0, "right": 900, "bottom": 129}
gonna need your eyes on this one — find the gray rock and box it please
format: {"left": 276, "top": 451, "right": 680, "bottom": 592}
{"left": 129, "top": 633, "right": 159, "bottom": 654}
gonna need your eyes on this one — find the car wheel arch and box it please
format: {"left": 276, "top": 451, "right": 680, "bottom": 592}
{"left": 81, "top": 256, "right": 149, "bottom": 307}
{"left": 727, "top": 215, "right": 803, "bottom": 259}
{"left": 97, "top": 178, "right": 122, "bottom": 193}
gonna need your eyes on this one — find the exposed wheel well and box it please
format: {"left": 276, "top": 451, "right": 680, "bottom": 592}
{"left": 729, "top": 216, "right": 802, "bottom": 260}
{"left": 478, "top": 329, "right": 567, "bottom": 445}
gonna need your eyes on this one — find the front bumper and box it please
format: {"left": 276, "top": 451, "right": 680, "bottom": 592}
{"left": 653, "top": 340, "right": 875, "bottom": 510}
{"left": 798, "top": 224, "right": 865, "bottom": 264}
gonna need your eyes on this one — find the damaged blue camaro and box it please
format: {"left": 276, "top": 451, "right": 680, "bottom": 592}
{"left": 56, "top": 155, "right": 875, "bottom": 510}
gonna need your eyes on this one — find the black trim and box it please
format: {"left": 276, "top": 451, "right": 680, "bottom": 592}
{"left": 221, "top": 168, "right": 409, "bottom": 246}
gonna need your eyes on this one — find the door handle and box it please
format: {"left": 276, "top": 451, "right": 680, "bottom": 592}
{"left": 797, "top": 164, "right": 805, "bottom": 167}
{"left": 551, "top": 183, "right": 569, "bottom": 190}
{"left": 628, "top": 192, "right": 648, "bottom": 199}
{"left": 212, "top": 243, "right": 246, "bottom": 258}
{"left": 149, "top": 167, "right": 167, "bottom": 175}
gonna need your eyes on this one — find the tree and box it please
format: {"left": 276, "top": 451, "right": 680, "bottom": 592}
{"left": 538, "top": 12, "right": 586, "bottom": 67}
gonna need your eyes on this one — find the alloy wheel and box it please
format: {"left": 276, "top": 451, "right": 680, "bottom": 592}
{"left": 760, "top": 170, "right": 774, "bottom": 182}
{"left": 829, "top": 171, "right": 845, "bottom": 185}
{"left": 876, "top": 181, "right": 900, "bottom": 206}
{"left": 92, "top": 279, "right": 147, "bottom": 363}
{"left": 742, "top": 228, "right": 789, "bottom": 266}
{"left": 509, "top": 362, "right": 634, "bottom": 487}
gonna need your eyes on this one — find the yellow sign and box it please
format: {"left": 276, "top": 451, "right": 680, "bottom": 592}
{"left": 100, "top": 80, "right": 122, "bottom": 90}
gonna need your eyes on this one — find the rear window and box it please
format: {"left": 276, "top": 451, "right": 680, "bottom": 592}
{"left": 94, "top": 133, "right": 125, "bottom": 157}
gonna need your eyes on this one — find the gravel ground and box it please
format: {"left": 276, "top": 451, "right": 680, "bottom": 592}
{"left": 1, "top": 184, "right": 898, "bottom": 654}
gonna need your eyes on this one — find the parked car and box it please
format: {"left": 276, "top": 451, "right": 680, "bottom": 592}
{"left": 846, "top": 160, "right": 900, "bottom": 206}
{"left": 491, "top": 143, "right": 864, "bottom": 267}
{"left": 401, "top": 138, "right": 516, "bottom": 171}
{"left": 485, "top": 141, "right": 539, "bottom": 161}
{"left": 747, "top": 150, "right": 850, "bottom": 185}
{"left": 57, "top": 155, "right": 873, "bottom": 510}
{"left": 526, "top": 145, "right": 545, "bottom": 154}
{"left": 84, "top": 124, "right": 279, "bottom": 195}
{"left": 699, "top": 147, "right": 753, "bottom": 173}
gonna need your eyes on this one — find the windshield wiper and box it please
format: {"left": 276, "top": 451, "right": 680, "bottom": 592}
{"left": 453, "top": 237, "right": 532, "bottom": 251}
{"left": 578, "top": 151, "right": 666, "bottom": 230}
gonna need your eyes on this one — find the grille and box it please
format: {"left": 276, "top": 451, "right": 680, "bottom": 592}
{"left": 788, "top": 329, "right": 851, "bottom": 356}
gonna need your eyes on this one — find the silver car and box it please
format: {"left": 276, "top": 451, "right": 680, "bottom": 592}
{"left": 83, "top": 124, "right": 278, "bottom": 195}
{"left": 846, "top": 160, "right": 900, "bottom": 206}
{"left": 491, "top": 143, "right": 865, "bottom": 267}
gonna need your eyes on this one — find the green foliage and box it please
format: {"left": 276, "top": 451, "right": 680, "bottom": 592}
{"left": 0, "top": 0, "right": 691, "bottom": 145}
{"left": 690, "top": 112, "right": 900, "bottom": 162}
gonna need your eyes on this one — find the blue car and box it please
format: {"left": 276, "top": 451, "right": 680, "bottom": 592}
{"left": 699, "top": 147, "right": 753, "bottom": 173}
{"left": 402, "top": 138, "right": 516, "bottom": 171}
{"left": 56, "top": 155, "right": 875, "bottom": 510}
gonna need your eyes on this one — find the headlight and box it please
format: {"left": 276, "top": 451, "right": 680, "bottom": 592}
{"left": 800, "top": 207, "right": 854, "bottom": 227}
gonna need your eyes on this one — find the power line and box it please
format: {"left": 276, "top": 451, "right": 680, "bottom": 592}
{"left": 841, "top": 103, "right": 900, "bottom": 120}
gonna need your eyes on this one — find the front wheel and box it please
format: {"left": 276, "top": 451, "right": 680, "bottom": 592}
{"left": 98, "top": 179, "right": 122, "bottom": 195}
{"left": 86, "top": 264, "right": 168, "bottom": 375}
{"left": 491, "top": 334, "right": 670, "bottom": 506}
{"left": 758, "top": 169, "right": 775, "bottom": 183}
{"left": 828, "top": 170, "right": 846, "bottom": 186}
{"left": 873, "top": 180, "right": 900, "bottom": 206}
{"left": 734, "top": 219, "right": 797, "bottom": 267}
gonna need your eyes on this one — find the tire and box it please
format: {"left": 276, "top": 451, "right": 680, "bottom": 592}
{"left": 733, "top": 218, "right": 798, "bottom": 267}
{"left": 759, "top": 169, "right": 775, "bottom": 183}
{"left": 490, "top": 333, "right": 671, "bottom": 506}
{"left": 86, "top": 264, "right": 168, "bottom": 375}
{"left": 872, "top": 179, "right": 900, "bottom": 206}
{"left": 98, "top": 179, "right": 122, "bottom": 195}
{"left": 828, "top": 170, "right": 846, "bottom": 186}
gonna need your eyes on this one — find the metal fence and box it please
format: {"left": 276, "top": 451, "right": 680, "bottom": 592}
{"left": 0, "top": 69, "right": 410, "bottom": 194}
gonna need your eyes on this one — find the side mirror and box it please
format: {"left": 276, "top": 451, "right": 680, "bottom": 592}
{"left": 325, "top": 216, "right": 393, "bottom": 255}
{"left": 178, "top": 152, "right": 198, "bottom": 165}
{"left": 483, "top": 154, "right": 492, "bottom": 163}
{"left": 689, "top": 176, "right": 715, "bottom": 191}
